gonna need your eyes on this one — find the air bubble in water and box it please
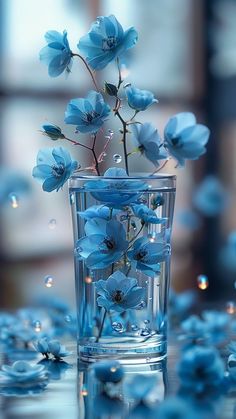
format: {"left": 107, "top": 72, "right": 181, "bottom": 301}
{"left": 140, "top": 329, "right": 150, "bottom": 337}
{"left": 33, "top": 320, "right": 41, "bottom": 332}
{"left": 44, "top": 275, "right": 53, "bottom": 288}
{"left": 131, "top": 324, "right": 139, "bottom": 331}
{"left": 48, "top": 219, "right": 57, "bottom": 230}
{"left": 137, "top": 300, "right": 146, "bottom": 310}
{"left": 70, "top": 193, "right": 75, "bottom": 205}
{"left": 112, "top": 322, "right": 124, "bottom": 333}
{"left": 113, "top": 154, "right": 122, "bottom": 164}
{"left": 64, "top": 315, "right": 72, "bottom": 323}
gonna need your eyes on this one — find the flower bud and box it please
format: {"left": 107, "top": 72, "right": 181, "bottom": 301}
{"left": 104, "top": 82, "right": 118, "bottom": 97}
{"left": 42, "top": 124, "right": 65, "bottom": 140}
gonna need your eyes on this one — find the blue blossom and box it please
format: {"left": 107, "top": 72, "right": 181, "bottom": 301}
{"left": 132, "top": 204, "right": 167, "bottom": 225}
{"left": 124, "top": 374, "right": 157, "bottom": 401}
{"left": 47, "top": 340, "right": 72, "bottom": 359}
{"left": 78, "top": 205, "right": 120, "bottom": 220}
{"left": 164, "top": 112, "right": 210, "bottom": 166}
{"left": 41, "top": 124, "right": 65, "bottom": 141}
{"left": 85, "top": 167, "right": 147, "bottom": 208}
{"left": 65, "top": 91, "right": 110, "bottom": 134}
{"left": 32, "top": 147, "right": 78, "bottom": 192}
{"left": 125, "top": 85, "right": 158, "bottom": 111}
{"left": 193, "top": 176, "right": 228, "bottom": 217}
{"left": 95, "top": 270, "right": 145, "bottom": 312}
{"left": 39, "top": 30, "right": 72, "bottom": 77}
{"left": 78, "top": 15, "right": 138, "bottom": 70}
{"left": 128, "top": 236, "right": 170, "bottom": 277}
{"left": 131, "top": 122, "right": 167, "bottom": 167}
{"left": 0, "top": 361, "right": 48, "bottom": 385}
{"left": 177, "top": 346, "right": 225, "bottom": 395}
{"left": 38, "top": 359, "right": 72, "bottom": 380}
{"left": 76, "top": 218, "right": 128, "bottom": 269}
{"left": 93, "top": 360, "right": 124, "bottom": 383}
{"left": 180, "top": 315, "right": 207, "bottom": 344}
{"left": 202, "top": 310, "right": 230, "bottom": 344}
{"left": 34, "top": 338, "right": 49, "bottom": 358}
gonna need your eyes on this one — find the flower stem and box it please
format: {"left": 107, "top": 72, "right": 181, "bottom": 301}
{"left": 91, "top": 134, "right": 100, "bottom": 175}
{"left": 115, "top": 110, "right": 129, "bottom": 175}
{"left": 64, "top": 136, "right": 91, "bottom": 150}
{"left": 151, "top": 159, "right": 169, "bottom": 175}
{"left": 72, "top": 53, "right": 99, "bottom": 92}
{"left": 96, "top": 309, "right": 107, "bottom": 343}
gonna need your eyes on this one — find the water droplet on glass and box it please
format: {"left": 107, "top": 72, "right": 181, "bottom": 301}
{"left": 140, "top": 329, "right": 150, "bottom": 337}
{"left": 226, "top": 301, "right": 236, "bottom": 314}
{"left": 70, "top": 193, "right": 75, "bottom": 205}
{"left": 144, "top": 319, "right": 150, "bottom": 325}
{"left": 197, "top": 274, "right": 209, "bottom": 290}
{"left": 9, "top": 193, "right": 19, "bottom": 209}
{"left": 64, "top": 315, "right": 72, "bottom": 323}
{"left": 137, "top": 300, "right": 146, "bottom": 310}
{"left": 48, "top": 219, "right": 57, "bottom": 230}
{"left": 108, "top": 129, "right": 114, "bottom": 135}
{"left": 33, "top": 320, "right": 41, "bottom": 332}
{"left": 149, "top": 297, "right": 153, "bottom": 301}
{"left": 113, "top": 154, "right": 122, "bottom": 164}
{"left": 112, "top": 322, "right": 125, "bottom": 333}
{"left": 131, "top": 324, "right": 139, "bottom": 331}
{"left": 44, "top": 275, "right": 53, "bottom": 288}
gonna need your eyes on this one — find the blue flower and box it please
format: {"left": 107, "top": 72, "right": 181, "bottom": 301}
{"left": 47, "top": 340, "right": 72, "bottom": 360}
{"left": 32, "top": 147, "right": 78, "bottom": 192}
{"left": 0, "top": 361, "right": 48, "bottom": 385}
{"left": 34, "top": 338, "right": 49, "bottom": 358}
{"left": 202, "top": 310, "right": 230, "bottom": 344}
{"left": 93, "top": 360, "right": 124, "bottom": 383}
{"left": 41, "top": 124, "right": 65, "bottom": 141}
{"left": 64, "top": 91, "right": 110, "bottom": 134}
{"left": 131, "top": 123, "right": 167, "bottom": 167}
{"left": 177, "top": 346, "right": 225, "bottom": 395}
{"left": 132, "top": 204, "right": 167, "bottom": 225}
{"left": 38, "top": 359, "right": 72, "bottom": 380}
{"left": 95, "top": 270, "right": 145, "bottom": 312}
{"left": 193, "top": 176, "right": 228, "bottom": 217}
{"left": 85, "top": 167, "right": 147, "bottom": 208}
{"left": 125, "top": 85, "right": 158, "bottom": 111}
{"left": 78, "top": 15, "right": 138, "bottom": 70}
{"left": 39, "top": 30, "right": 72, "bottom": 77}
{"left": 76, "top": 218, "right": 128, "bottom": 269}
{"left": 128, "top": 236, "right": 170, "bottom": 277}
{"left": 180, "top": 315, "right": 207, "bottom": 342}
{"left": 124, "top": 374, "right": 157, "bottom": 401}
{"left": 164, "top": 112, "right": 210, "bottom": 167}
{"left": 78, "top": 205, "right": 120, "bottom": 220}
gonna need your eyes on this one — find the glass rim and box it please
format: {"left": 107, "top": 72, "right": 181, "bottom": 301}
{"left": 69, "top": 172, "right": 176, "bottom": 181}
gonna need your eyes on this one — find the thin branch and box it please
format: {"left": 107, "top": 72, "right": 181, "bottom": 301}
{"left": 151, "top": 159, "right": 169, "bottom": 175}
{"left": 64, "top": 136, "right": 91, "bottom": 150}
{"left": 72, "top": 53, "right": 99, "bottom": 92}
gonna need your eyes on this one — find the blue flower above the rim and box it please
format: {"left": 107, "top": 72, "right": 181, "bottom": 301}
{"left": 131, "top": 122, "right": 168, "bottom": 167}
{"left": 128, "top": 236, "right": 170, "bottom": 277}
{"left": 39, "top": 30, "right": 72, "bottom": 77}
{"left": 78, "top": 15, "right": 138, "bottom": 70}
{"left": 65, "top": 90, "right": 110, "bottom": 134}
{"left": 125, "top": 85, "right": 158, "bottom": 111}
{"left": 95, "top": 270, "right": 145, "bottom": 312}
{"left": 42, "top": 124, "right": 65, "bottom": 141}
{"left": 32, "top": 147, "right": 78, "bottom": 192}
{"left": 193, "top": 176, "right": 228, "bottom": 217}
{"left": 132, "top": 204, "right": 167, "bottom": 225}
{"left": 85, "top": 167, "right": 147, "bottom": 207}
{"left": 76, "top": 218, "right": 128, "bottom": 269}
{"left": 164, "top": 112, "right": 210, "bottom": 167}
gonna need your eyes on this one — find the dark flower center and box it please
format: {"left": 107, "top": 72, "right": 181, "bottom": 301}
{"left": 51, "top": 164, "right": 65, "bottom": 178}
{"left": 138, "top": 145, "right": 145, "bottom": 154}
{"left": 82, "top": 111, "right": 100, "bottom": 124}
{"left": 112, "top": 290, "right": 124, "bottom": 303}
{"left": 136, "top": 249, "right": 147, "bottom": 261}
{"left": 171, "top": 136, "right": 182, "bottom": 147}
{"left": 102, "top": 36, "right": 117, "bottom": 51}
{"left": 103, "top": 236, "right": 115, "bottom": 250}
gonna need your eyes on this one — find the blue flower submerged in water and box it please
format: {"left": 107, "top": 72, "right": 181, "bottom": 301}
{"left": 193, "top": 176, "right": 228, "bottom": 217}
{"left": 39, "top": 30, "right": 72, "bottom": 77}
{"left": 131, "top": 122, "right": 167, "bottom": 167}
{"left": 78, "top": 205, "right": 120, "bottom": 220}
{"left": 124, "top": 374, "right": 157, "bottom": 401}
{"left": 76, "top": 218, "right": 128, "bottom": 269}
{"left": 32, "top": 147, "right": 78, "bottom": 192}
{"left": 125, "top": 85, "right": 158, "bottom": 111}
{"left": 95, "top": 270, "right": 145, "bottom": 312}
{"left": 164, "top": 112, "right": 210, "bottom": 167}
{"left": 177, "top": 346, "right": 225, "bottom": 396}
{"left": 65, "top": 91, "right": 110, "bottom": 134}
{"left": 0, "top": 361, "right": 48, "bottom": 386}
{"left": 132, "top": 204, "right": 167, "bottom": 225}
{"left": 128, "top": 236, "right": 170, "bottom": 277}
{"left": 85, "top": 167, "right": 147, "bottom": 207}
{"left": 93, "top": 360, "right": 124, "bottom": 383}
{"left": 78, "top": 15, "right": 138, "bottom": 70}
{"left": 47, "top": 340, "right": 72, "bottom": 360}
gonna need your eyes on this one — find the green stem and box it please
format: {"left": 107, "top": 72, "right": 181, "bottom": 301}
{"left": 72, "top": 53, "right": 99, "bottom": 92}
{"left": 96, "top": 309, "right": 107, "bottom": 343}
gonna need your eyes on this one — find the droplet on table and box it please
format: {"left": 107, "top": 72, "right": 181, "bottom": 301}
{"left": 48, "top": 219, "right": 57, "bottom": 230}
{"left": 197, "top": 274, "right": 209, "bottom": 290}
{"left": 44, "top": 275, "right": 53, "bottom": 288}
{"left": 9, "top": 193, "right": 19, "bottom": 209}
{"left": 112, "top": 322, "right": 124, "bottom": 333}
{"left": 113, "top": 154, "right": 122, "bottom": 164}
{"left": 33, "top": 320, "right": 41, "bottom": 332}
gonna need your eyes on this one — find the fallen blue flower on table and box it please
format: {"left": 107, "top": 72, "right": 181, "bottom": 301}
{"left": 128, "top": 236, "right": 170, "bottom": 277}
{"left": 65, "top": 90, "right": 110, "bottom": 134}
{"left": 125, "top": 85, "right": 158, "bottom": 111}
{"left": 202, "top": 310, "right": 230, "bottom": 345}
{"left": 76, "top": 218, "right": 128, "bottom": 269}
{"left": 164, "top": 112, "right": 210, "bottom": 167}
{"left": 131, "top": 122, "right": 167, "bottom": 167}
{"left": 34, "top": 338, "right": 49, "bottom": 358}
{"left": 32, "top": 147, "right": 78, "bottom": 192}
{"left": 193, "top": 176, "right": 228, "bottom": 217}
{"left": 180, "top": 315, "right": 207, "bottom": 342}
{"left": 132, "top": 204, "right": 167, "bottom": 225}
{"left": 93, "top": 360, "right": 124, "bottom": 383}
{"left": 0, "top": 361, "right": 48, "bottom": 386}
{"left": 78, "top": 15, "right": 138, "bottom": 70}
{"left": 95, "top": 270, "right": 145, "bottom": 312}
{"left": 85, "top": 167, "right": 147, "bottom": 207}
{"left": 39, "top": 30, "right": 72, "bottom": 77}
{"left": 47, "top": 340, "right": 72, "bottom": 360}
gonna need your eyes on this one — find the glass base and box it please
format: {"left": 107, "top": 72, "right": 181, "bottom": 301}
{"left": 78, "top": 335, "right": 167, "bottom": 364}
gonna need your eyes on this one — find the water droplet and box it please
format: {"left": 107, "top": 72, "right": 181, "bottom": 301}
{"left": 131, "top": 324, "right": 139, "bottom": 331}
{"left": 137, "top": 300, "right": 146, "bottom": 310}
{"left": 33, "top": 320, "right": 41, "bottom": 332}
{"left": 113, "top": 154, "right": 122, "bottom": 164}
{"left": 226, "top": 301, "right": 236, "bottom": 314}
{"left": 108, "top": 129, "right": 114, "bottom": 136}
{"left": 197, "top": 274, "right": 209, "bottom": 290}
{"left": 70, "top": 193, "right": 75, "bottom": 205}
{"left": 9, "top": 193, "right": 19, "bottom": 209}
{"left": 48, "top": 219, "right": 57, "bottom": 230}
{"left": 144, "top": 319, "right": 150, "bottom": 325}
{"left": 44, "top": 275, "right": 53, "bottom": 288}
{"left": 64, "top": 315, "right": 72, "bottom": 323}
{"left": 84, "top": 276, "right": 92, "bottom": 284}
{"left": 145, "top": 280, "right": 148, "bottom": 284}
{"left": 149, "top": 297, "right": 153, "bottom": 301}
{"left": 131, "top": 221, "right": 137, "bottom": 230}
{"left": 112, "top": 322, "right": 125, "bottom": 333}
{"left": 140, "top": 329, "right": 150, "bottom": 336}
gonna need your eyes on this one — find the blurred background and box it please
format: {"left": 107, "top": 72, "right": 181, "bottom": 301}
{"left": 0, "top": 0, "right": 236, "bottom": 310}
